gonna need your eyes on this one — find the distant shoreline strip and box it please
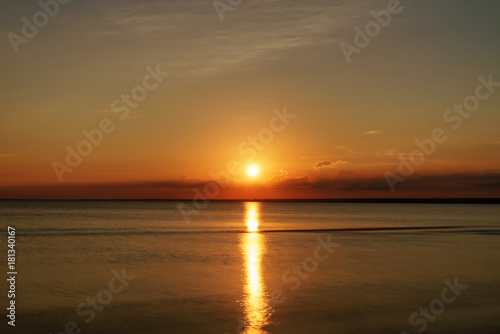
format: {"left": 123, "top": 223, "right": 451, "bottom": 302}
{"left": 1, "top": 198, "right": 499, "bottom": 204}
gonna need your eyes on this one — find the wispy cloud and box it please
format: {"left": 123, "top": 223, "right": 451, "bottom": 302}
{"left": 79, "top": 0, "right": 388, "bottom": 79}
{"left": 365, "top": 130, "right": 381, "bottom": 135}
{"left": 334, "top": 146, "right": 357, "bottom": 154}
{"left": 314, "top": 160, "right": 351, "bottom": 170}
{"left": 375, "top": 149, "right": 406, "bottom": 159}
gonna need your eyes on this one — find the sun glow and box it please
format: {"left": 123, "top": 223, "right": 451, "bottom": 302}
{"left": 246, "top": 164, "right": 260, "bottom": 178}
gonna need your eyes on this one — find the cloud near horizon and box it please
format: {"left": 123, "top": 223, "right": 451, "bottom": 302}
{"left": 1, "top": 172, "right": 499, "bottom": 200}
{"left": 314, "top": 160, "right": 352, "bottom": 170}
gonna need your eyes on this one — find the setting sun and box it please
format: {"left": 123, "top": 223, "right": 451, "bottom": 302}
{"left": 246, "top": 164, "right": 261, "bottom": 178}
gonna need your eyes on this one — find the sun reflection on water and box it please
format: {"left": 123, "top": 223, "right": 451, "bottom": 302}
{"left": 240, "top": 202, "right": 272, "bottom": 334}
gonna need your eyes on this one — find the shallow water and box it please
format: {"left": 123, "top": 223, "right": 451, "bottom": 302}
{"left": 1, "top": 200, "right": 499, "bottom": 334}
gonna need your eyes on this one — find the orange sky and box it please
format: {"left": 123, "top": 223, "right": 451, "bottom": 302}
{"left": 1, "top": 0, "right": 499, "bottom": 199}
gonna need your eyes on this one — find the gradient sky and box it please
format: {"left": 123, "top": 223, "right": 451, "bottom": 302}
{"left": 1, "top": 0, "right": 499, "bottom": 199}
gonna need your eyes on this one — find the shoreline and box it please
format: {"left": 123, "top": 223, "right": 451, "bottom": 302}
{"left": 1, "top": 198, "right": 499, "bottom": 204}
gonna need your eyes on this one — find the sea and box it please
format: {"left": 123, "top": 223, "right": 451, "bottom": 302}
{"left": 0, "top": 200, "right": 499, "bottom": 334}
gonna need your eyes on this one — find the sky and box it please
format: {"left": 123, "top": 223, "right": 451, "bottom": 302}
{"left": 0, "top": 0, "right": 499, "bottom": 199}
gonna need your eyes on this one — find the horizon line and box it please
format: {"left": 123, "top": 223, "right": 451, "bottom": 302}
{"left": 1, "top": 198, "right": 499, "bottom": 204}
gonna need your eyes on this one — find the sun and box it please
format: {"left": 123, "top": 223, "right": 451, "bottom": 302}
{"left": 246, "top": 164, "right": 260, "bottom": 178}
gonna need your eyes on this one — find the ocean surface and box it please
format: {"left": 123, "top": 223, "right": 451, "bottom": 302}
{"left": 1, "top": 200, "right": 500, "bottom": 334}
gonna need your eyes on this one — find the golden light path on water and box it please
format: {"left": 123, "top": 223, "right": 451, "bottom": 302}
{"left": 240, "top": 202, "right": 272, "bottom": 334}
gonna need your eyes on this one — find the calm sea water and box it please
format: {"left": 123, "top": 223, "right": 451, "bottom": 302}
{"left": 1, "top": 200, "right": 499, "bottom": 334}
